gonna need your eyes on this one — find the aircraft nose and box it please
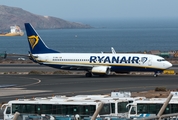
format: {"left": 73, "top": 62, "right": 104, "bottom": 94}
{"left": 166, "top": 62, "right": 172, "bottom": 68}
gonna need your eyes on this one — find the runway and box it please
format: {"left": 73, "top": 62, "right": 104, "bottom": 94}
{"left": 0, "top": 74, "right": 178, "bottom": 103}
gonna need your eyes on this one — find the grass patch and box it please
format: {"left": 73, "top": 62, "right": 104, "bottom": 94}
{"left": 53, "top": 70, "right": 72, "bottom": 75}
{"left": 28, "top": 70, "right": 46, "bottom": 75}
{"left": 155, "top": 87, "right": 167, "bottom": 91}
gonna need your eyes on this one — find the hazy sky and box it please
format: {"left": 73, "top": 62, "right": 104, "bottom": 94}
{"left": 1, "top": 0, "right": 178, "bottom": 21}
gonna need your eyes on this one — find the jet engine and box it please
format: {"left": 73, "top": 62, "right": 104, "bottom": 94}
{"left": 91, "top": 66, "right": 111, "bottom": 75}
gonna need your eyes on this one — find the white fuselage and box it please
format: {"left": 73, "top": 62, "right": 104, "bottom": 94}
{"left": 33, "top": 53, "right": 172, "bottom": 73}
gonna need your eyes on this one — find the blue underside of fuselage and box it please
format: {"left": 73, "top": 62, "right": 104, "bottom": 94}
{"left": 111, "top": 66, "right": 163, "bottom": 73}
{"left": 43, "top": 64, "right": 164, "bottom": 73}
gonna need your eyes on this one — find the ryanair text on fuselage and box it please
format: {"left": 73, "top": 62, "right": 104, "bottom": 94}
{"left": 90, "top": 56, "right": 148, "bottom": 64}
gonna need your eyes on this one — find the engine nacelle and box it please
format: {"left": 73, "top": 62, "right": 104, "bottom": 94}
{"left": 91, "top": 66, "right": 111, "bottom": 75}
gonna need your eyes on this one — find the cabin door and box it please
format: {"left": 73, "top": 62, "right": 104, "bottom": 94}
{"left": 148, "top": 57, "right": 152, "bottom": 66}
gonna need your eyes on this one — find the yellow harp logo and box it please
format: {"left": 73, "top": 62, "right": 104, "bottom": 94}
{"left": 28, "top": 35, "right": 39, "bottom": 49}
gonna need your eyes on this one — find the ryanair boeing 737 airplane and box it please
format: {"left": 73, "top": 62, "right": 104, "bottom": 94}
{"left": 24, "top": 23, "right": 172, "bottom": 77}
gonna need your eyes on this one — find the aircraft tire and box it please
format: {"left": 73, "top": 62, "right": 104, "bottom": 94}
{"left": 154, "top": 74, "right": 158, "bottom": 77}
{"left": 85, "top": 72, "right": 92, "bottom": 77}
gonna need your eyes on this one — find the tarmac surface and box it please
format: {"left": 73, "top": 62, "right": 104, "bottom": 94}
{"left": 0, "top": 64, "right": 56, "bottom": 72}
{"left": 0, "top": 74, "right": 178, "bottom": 103}
{"left": 0, "top": 63, "right": 178, "bottom": 119}
{"left": 0, "top": 63, "right": 178, "bottom": 103}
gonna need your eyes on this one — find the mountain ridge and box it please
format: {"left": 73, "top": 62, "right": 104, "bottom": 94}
{"left": 0, "top": 5, "right": 91, "bottom": 31}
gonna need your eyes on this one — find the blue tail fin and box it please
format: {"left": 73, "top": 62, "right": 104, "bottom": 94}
{"left": 24, "top": 23, "right": 59, "bottom": 54}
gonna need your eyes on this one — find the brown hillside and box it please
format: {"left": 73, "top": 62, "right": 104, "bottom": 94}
{"left": 0, "top": 5, "right": 91, "bottom": 31}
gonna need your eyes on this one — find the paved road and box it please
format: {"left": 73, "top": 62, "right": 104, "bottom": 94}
{"left": 0, "top": 74, "right": 178, "bottom": 103}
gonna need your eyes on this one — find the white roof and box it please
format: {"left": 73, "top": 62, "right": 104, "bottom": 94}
{"left": 7, "top": 92, "right": 132, "bottom": 105}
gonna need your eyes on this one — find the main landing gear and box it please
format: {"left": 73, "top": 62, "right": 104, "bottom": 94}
{"left": 154, "top": 72, "right": 160, "bottom": 77}
{"left": 85, "top": 72, "right": 92, "bottom": 77}
{"left": 154, "top": 74, "right": 158, "bottom": 77}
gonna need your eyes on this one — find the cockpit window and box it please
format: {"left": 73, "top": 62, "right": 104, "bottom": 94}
{"left": 157, "top": 59, "right": 165, "bottom": 62}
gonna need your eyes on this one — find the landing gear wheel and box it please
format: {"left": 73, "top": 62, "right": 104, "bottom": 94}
{"left": 154, "top": 74, "right": 158, "bottom": 77}
{"left": 154, "top": 72, "right": 160, "bottom": 77}
{"left": 85, "top": 72, "right": 92, "bottom": 77}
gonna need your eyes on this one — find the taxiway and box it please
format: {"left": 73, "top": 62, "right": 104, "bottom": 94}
{"left": 0, "top": 74, "right": 178, "bottom": 103}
